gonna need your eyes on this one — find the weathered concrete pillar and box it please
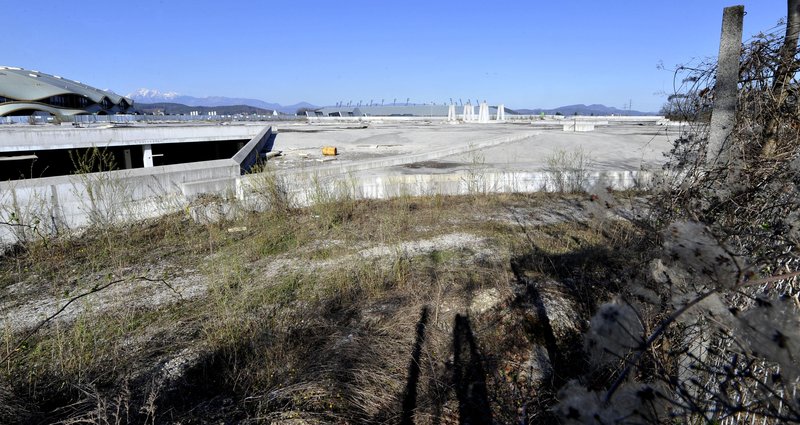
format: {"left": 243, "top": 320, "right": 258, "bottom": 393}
{"left": 143, "top": 144, "right": 154, "bottom": 168}
{"left": 705, "top": 5, "right": 744, "bottom": 166}
{"left": 448, "top": 104, "right": 456, "bottom": 121}
{"left": 496, "top": 104, "right": 505, "bottom": 121}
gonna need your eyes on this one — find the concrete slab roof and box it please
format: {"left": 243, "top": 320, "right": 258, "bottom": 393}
{"left": 0, "top": 123, "right": 266, "bottom": 152}
{"left": 268, "top": 120, "right": 677, "bottom": 174}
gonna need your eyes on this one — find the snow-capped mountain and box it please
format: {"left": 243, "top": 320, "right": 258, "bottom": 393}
{"left": 128, "top": 88, "right": 181, "bottom": 102}
{"left": 126, "top": 88, "right": 316, "bottom": 114}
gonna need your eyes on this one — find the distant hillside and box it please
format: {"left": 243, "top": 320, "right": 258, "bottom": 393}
{"left": 127, "top": 89, "right": 317, "bottom": 114}
{"left": 133, "top": 102, "right": 275, "bottom": 116}
{"left": 516, "top": 104, "right": 657, "bottom": 116}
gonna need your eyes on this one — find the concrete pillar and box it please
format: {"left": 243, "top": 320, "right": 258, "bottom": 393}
{"left": 143, "top": 144, "right": 154, "bottom": 168}
{"left": 496, "top": 104, "right": 505, "bottom": 121}
{"left": 463, "top": 103, "right": 475, "bottom": 121}
{"left": 705, "top": 5, "right": 744, "bottom": 166}
{"left": 123, "top": 148, "right": 132, "bottom": 169}
{"left": 448, "top": 104, "right": 456, "bottom": 121}
{"left": 478, "top": 102, "right": 489, "bottom": 123}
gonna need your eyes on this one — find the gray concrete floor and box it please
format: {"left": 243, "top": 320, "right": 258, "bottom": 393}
{"left": 269, "top": 121, "right": 679, "bottom": 176}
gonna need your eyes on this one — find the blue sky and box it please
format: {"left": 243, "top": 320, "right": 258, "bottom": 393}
{"left": 4, "top": 1, "right": 788, "bottom": 111}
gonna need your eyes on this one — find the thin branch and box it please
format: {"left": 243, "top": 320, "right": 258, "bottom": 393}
{"left": 604, "top": 289, "right": 717, "bottom": 403}
{"left": 603, "top": 268, "right": 800, "bottom": 405}
{"left": 1, "top": 274, "right": 180, "bottom": 365}
{"left": 0, "top": 220, "right": 48, "bottom": 246}
{"left": 139, "top": 276, "right": 183, "bottom": 300}
{"left": 738, "top": 270, "right": 800, "bottom": 288}
{"left": 1, "top": 277, "right": 127, "bottom": 366}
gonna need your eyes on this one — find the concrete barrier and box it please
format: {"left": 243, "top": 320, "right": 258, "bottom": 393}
{"left": 563, "top": 122, "right": 596, "bottom": 132}
{"left": 231, "top": 126, "right": 277, "bottom": 174}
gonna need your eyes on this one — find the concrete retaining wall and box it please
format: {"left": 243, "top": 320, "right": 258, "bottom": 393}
{"left": 0, "top": 159, "right": 239, "bottom": 243}
{"left": 238, "top": 167, "right": 659, "bottom": 211}
{"left": 355, "top": 170, "right": 655, "bottom": 199}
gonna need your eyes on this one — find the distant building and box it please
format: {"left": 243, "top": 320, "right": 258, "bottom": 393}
{"left": 0, "top": 66, "right": 134, "bottom": 117}
{"left": 312, "top": 104, "right": 515, "bottom": 117}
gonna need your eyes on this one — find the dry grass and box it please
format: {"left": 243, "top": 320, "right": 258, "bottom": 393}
{"left": 0, "top": 190, "right": 650, "bottom": 423}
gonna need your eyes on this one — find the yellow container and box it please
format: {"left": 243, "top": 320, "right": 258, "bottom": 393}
{"left": 322, "top": 146, "right": 338, "bottom": 156}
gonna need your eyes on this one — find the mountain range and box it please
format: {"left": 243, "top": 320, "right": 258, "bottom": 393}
{"left": 126, "top": 90, "right": 657, "bottom": 116}
{"left": 133, "top": 102, "right": 276, "bottom": 116}
{"left": 514, "top": 104, "right": 656, "bottom": 116}
{"left": 126, "top": 89, "right": 317, "bottom": 114}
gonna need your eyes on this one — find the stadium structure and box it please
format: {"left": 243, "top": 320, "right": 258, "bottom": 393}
{"left": 0, "top": 66, "right": 134, "bottom": 117}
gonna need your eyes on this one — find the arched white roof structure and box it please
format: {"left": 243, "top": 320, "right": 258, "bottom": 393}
{"left": 0, "top": 66, "right": 133, "bottom": 116}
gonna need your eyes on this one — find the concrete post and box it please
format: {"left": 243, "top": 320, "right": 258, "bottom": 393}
{"left": 143, "top": 144, "right": 154, "bottom": 168}
{"left": 696, "top": 6, "right": 743, "bottom": 404}
{"left": 463, "top": 103, "right": 474, "bottom": 121}
{"left": 705, "top": 5, "right": 744, "bottom": 166}
{"left": 448, "top": 104, "right": 456, "bottom": 121}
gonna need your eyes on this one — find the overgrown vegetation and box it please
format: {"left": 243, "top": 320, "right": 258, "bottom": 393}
{"left": 550, "top": 4, "right": 800, "bottom": 423}
{"left": 0, "top": 188, "right": 649, "bottom": 423}
{"left": 1, "top": 4, "right": 799, "bottom": 425}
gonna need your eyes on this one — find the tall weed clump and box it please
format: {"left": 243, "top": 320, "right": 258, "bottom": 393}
{"left": 69, "top": 146, "right": 133, "bottom": 228}
{"left": 248, "top": 162, "right": 293, "bottom": 214}
{"left": 544, "top": 147, "right": 594, "bottom": 193}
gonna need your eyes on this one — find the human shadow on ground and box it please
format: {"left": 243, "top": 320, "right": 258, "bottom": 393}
{"left": 400, "top": 306, "right": 430, "bottom": 425}
{"left": 399, "top": 308, "right": 492, "bottom": 425}
{"left": 452, "top": 313, "right": 492, "bottom": 425}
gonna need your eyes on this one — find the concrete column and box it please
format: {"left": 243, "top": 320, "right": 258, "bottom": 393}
{"left": 123, "top": 148, "right": 132, "bottom": 169}
{"left": 478, "top": 102, "right": 489, "bottom": 123}
{"left": 143, "top": 144, "right": 154, "bottom": 168}
{"left": 448, "top": 104, "right": 456, "bottom": 121}
{"left": 496, "top": 104, "right": 505, "bottom": 121}
{"left": 705, "top": 5, "right": 744, "bottom": 166}
{"left": 463, "top": 103, "right": 475, "bottom": 121}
